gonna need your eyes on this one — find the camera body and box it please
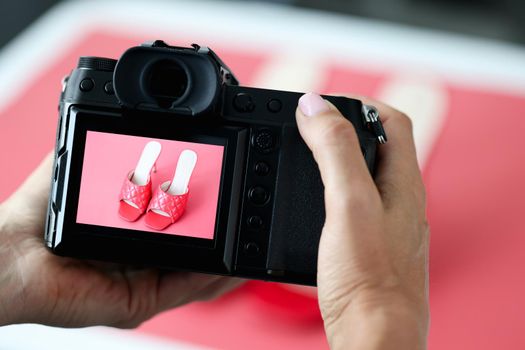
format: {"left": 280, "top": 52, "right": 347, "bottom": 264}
{"left": 45, "top": 40, "right": 386, "bottom": 286}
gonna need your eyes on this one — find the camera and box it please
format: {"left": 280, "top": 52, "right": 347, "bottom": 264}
{"left": 45, "top": 40, "right": 386, "bottom": 286}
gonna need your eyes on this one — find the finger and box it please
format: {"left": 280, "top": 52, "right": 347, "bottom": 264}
{"left": 193, "top": 277, "right": 245, "bottom": 302}
{"left": 5, "top": 151, "right": 53, "bottom": 211}
{"left": 296, "top": 93, "right": 380, "bottom": 220}
{"left": 116, "top": 272, "right": 241, "bottom": 329}
{"left": 155, "top": 272, "right": 225, "bottom": 310}
{"left": 361, "top": 97, "right": 425, "bottom": 212}
{"left": 1, "top": 152, "right": 54, "bottom": 236}
{"left": 334, "top": 93, "right": 425, "bottom": 211}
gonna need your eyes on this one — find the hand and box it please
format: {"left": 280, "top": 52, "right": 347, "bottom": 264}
{"left": 296, "top": 93, "right": 429, "bottom": 349}
{"left": 0, "top": 153, "right": 241, "bottom": 328}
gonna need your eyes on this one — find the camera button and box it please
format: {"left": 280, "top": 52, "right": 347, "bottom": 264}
{"left": 104, "top": 81, "right": 114, "bottom": 95}
{"left": 244, "top": 242, "right": 260, "bottom": 256}
{"left": 267, "top": 99, "right": 282, "bottom": 113}
{"left": 248, "top": 215, "right": 263, "bottom": 228}
{"left": 251, "top": 130, "right": 275, "bottom": 153}
{"left": 233, "top": 93, "right": 255, "bottom": 113}
{"left": 79, "top": 78, "right": 95, "bottom": 92}
{"left": 254, "top": 161, "right": 270, "bottom": 176}
{"left": 248, "top": 186, "right": 270, "bottom": 206}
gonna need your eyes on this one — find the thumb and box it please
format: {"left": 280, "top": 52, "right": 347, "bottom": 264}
{"left": 295, "top": 93, "right": 378, "bottom": 215}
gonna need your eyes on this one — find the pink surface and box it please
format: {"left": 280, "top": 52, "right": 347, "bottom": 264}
{"left": 76, "top": 131, "right": 224, "bottom": 239}
{"left": 2, "top": 29, "right": 525, "bottom": 349}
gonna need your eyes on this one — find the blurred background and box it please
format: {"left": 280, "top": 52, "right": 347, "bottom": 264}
{"left": 0, "top": 0, "right": 524, "bottom": 349}
{"left": 1, "top": 0, "right": 525, "bottom": 48}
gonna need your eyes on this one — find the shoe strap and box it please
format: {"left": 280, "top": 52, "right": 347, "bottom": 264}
{"left": 119, "top": 170, "right": 152, "bottom": 212}
{"left": 147, "top": 185, "right": 189, "bottom": 223}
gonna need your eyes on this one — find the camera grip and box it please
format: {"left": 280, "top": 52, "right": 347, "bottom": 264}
{"left": 267, "top": 126, "right": 324, "bottom": 282}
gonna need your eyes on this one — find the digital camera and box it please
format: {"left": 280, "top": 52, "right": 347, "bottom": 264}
{"left": 45, "top": 40, "right": 386, "bottom": 286}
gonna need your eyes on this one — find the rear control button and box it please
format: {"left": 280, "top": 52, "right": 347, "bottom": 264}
{"left": 248, "top": 215, "right": 263, "bottom": 228}
{"left": 79, "top": 78, "right": 94, "bottom": 92}
{"left": 254, "top": 161, "right": 270, "bottom": 176}
{"left": 248, "top": 186, "right": 270, "bottom": 205}
{"left": 244, "top": 242, "right": 260, "bottom": 256}
{"left": 233, "top": 93, "right": 255, "bottom": 112}
{"left": 267, "top": 99, "right": 282, "bottom": 113}
{"left": 251, "top": 129, "right": 275, "bottom": 153}
{"left": 104, "top": 81, "right": 114, "bottom": 95}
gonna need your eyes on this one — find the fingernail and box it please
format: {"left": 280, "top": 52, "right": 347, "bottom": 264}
{"left": 299, "top": 92, "right": 330, "bottom": 117}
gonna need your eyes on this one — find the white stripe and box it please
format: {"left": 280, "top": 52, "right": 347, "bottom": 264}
{"left": 0, "top": 324, "right": 211, "bottom": 350}
{"left": 376, "top": 72, "right": 449, "bottom": 167}
{"left": 0, "top": 0, "right": 524, "bottom": 113}
{"left": 251, "top": 50, "right": 326, "bottom": 92}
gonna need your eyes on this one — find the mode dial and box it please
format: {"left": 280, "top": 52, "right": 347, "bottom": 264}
{"left": 77, "top": 57, "right": 117, "bottom": 72}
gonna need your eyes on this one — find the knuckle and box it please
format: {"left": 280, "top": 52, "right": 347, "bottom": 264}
{"left": 395, "top": 112, "right": 414, "bottom": 132}
{"left": 328, "top": 186, "right": 381, "bottom": 216}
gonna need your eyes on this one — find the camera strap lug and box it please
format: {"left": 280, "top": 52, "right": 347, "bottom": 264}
{"left": 362, "top": 105, "right": 387, "bottom": 144}
{"left": 61, "top": 75, "right": 69, "bottom": 93}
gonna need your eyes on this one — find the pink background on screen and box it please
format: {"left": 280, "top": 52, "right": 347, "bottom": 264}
{"left": 76, "top": 131, "right": 224, "bottom": 239}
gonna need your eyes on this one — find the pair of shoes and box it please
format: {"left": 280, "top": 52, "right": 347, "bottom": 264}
{"left": 118, "top": 141, "right": 197, "bottom": 231}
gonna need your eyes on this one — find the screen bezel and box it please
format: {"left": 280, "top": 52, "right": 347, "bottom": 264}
{"left": 58, "top": 107, "right": 246, "bottom": 273}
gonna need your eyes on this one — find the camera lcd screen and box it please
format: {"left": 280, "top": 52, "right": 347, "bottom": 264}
{"left": 76, "top": 131, "right": 224, "bottom": 240}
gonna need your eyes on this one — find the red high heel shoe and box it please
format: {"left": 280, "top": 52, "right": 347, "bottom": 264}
{"left": 118, "top": 141, "right": 161, "bottom": 222}
{"left": 145, "top": 150, "right": 197, "bottom": 230}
